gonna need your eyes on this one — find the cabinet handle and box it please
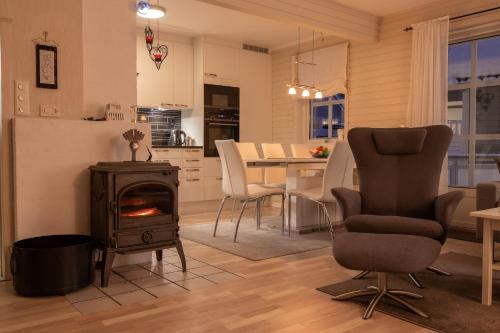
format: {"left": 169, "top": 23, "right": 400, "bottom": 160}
{"left": 204, "top": 73, "right": 218, "bottom": 78}
{"left": 186, "top": 168, "right": 200, "bottom": 172}
{"left": 216, "top": 158, "right": 221, "bottom": 162}
{"left": 187, "top": 149, "right": 201, "bottom": 153}
{"left": 186, "top": 159, "right": 200, "bottom": 162}
{"left": 186, "top": 178, "right": 200, "bottom": 182}
{"left": 216, "top": 177, "right": 223, "bottom": 180}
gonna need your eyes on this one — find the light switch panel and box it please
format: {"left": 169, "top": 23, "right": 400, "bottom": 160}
{"left": 40, "top": 105, "right": 61, "bottom": 117}
{"left": 15, "top": 80, "right": 30, "bottom": 116}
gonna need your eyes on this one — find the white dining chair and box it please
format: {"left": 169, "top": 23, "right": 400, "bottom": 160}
{"left": 213, "top": 140, "right": 286, "bottom": 242}
{"left": 261, "top": 143, "right": 286, "bottom": 188}
{"left": 232, "top": 142, "right": 264, "bottom": 222}
{"left": 286, "top": 141, "right": 354, "bottom": 239}
{"left": 290, "top": 144, "right": 311, "bottom": 158}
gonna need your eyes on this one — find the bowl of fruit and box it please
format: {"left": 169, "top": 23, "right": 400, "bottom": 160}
{"left": 310, "top": 146, "right": 330, "bottom": 158}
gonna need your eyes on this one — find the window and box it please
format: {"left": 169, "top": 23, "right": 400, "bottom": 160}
{"left": 310, "top": 93, "right": 345, "bottom": 139}
{"left": 448, "top": 35, "right": 500, "bottom": 187}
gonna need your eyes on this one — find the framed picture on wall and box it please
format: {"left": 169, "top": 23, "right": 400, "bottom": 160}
{"left": 36, "top": 44, "right": 58, "bottom": 89}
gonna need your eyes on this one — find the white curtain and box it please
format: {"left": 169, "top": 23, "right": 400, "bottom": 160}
{"left": 407, "top": 16, "right": 449, "bottom": 125}
{"left": 406, "top": 16, "right": 450, "bottom": 189}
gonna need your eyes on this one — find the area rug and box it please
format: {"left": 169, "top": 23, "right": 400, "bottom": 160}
{"left": 318, "top": 252, "right": 500, "bottom": 333}
{"left": 180, "top": 218, "right": 332, "bottom": 260}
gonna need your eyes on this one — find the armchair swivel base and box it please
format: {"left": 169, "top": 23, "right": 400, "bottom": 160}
{"left": 333, "top": 272, "right": 427, "bottom": 319}
{"left": 332, "top": 232, "right": 441, "bottom": 319}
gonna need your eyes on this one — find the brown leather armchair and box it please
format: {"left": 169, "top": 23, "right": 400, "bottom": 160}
{"left": 332, "top": 125, "right": 464, "bottom": 288}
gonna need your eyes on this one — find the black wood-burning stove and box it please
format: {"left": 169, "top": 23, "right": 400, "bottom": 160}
{"left": 89, "top": 161, "right": 185, "bottom": 287}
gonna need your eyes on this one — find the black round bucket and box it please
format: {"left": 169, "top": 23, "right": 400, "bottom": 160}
{"left": 11, "top": 234, "right": 96, "bottom": 296}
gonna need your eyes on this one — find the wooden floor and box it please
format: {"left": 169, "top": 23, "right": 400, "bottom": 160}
{"left": 0, "top": 208, "right": 490, "bottom": 333}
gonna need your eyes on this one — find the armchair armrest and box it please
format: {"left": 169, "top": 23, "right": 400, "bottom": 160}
{"left": 331, "top": 188, "right": 362, "bottom": 220}
{"left": 434, "top": 191, "right": 464, "bottom": 232}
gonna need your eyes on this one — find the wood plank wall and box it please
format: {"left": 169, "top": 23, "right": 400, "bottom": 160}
{"left": 272, "top": 0, "right": 500, "bottom": 142}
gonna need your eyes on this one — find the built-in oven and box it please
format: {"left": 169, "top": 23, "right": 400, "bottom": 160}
{"left": 204, "top": 84, "right": 240, "bottom": 157}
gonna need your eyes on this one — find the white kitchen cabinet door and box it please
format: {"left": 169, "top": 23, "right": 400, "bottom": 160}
{"left": 182, "top": 178, "right": 204, "bottom": 202}
{"left": 204, "top": 157, "right": 222, "bottom": 177}
{"left": 173, "top": 43, "right": 194, "bottom": 108}
{"left": 204, "top": 177, "right": 224, "bottom": 200}
{"left": 137, "top": 37, "right": 175, "bottom": 107}
{"left": 239, "top": 50, "right": 272, "bottom": 143}
{"left": 203, "top": 43, "right": 239, "bottom": 82}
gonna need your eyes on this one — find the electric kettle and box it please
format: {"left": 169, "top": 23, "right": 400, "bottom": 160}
{"left": 173, "top": 130, "right": 186, "bottom": 146}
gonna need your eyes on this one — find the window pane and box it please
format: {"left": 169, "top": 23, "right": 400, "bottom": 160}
{"left": 477, "top": 36, "right": 500, "bottom": 82}
{"left": 332, "top": 104, "right": 344, "bottom": 138}
{"left": 448, "top": 89, "right": 470, "bottom": 135}
{"left": 449, "top": 42, "right": 471, "bottom": 84}
{"left": 310, "top": 105, "right": 329, "bottom": 138}
{"left": 476, "top": 85, "right": 500, "bottom": 134}
{"left": 448, "top": 138, "right": 470, "bottom": 187}
{"left": 475, "top": 140, "right": 500, "bottom": 185}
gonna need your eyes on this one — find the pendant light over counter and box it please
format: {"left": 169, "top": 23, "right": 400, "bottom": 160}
{"left": 286, "top": 28, "right": 323, "bottom": 99}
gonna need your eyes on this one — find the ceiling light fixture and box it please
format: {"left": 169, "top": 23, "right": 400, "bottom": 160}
{"left": 136, "top": 0, "right": 166, "bottom": 19}
{"left": 286, "top": 28, "right": 323, "bottom": 99}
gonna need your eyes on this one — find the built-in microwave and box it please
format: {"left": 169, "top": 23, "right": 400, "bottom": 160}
{"left": 204, "top": 84, "right": 240, "bottom": 157}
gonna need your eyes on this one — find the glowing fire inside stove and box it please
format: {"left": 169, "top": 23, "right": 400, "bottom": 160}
{"left": 121, "top": 207, "right": 162, "bottom": 217}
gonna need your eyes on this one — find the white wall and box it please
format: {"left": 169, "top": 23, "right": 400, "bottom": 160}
{"left": 82, "top": 0, "right": 137, "bottom": 118}
{"left": 1, "top": 0, "right": 141, "bottom": 276}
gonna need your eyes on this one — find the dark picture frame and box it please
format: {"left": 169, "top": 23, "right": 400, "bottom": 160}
{"left": 36, "top": 44, "right": 58, "bottom": 89}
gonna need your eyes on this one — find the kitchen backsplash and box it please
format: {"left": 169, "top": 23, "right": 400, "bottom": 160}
{"left": 137, "top": 108, "right": 181, "bottom": 147}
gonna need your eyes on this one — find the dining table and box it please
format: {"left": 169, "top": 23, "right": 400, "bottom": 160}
{"left": 245, "top": 157, "right": 331, "bottom": 232}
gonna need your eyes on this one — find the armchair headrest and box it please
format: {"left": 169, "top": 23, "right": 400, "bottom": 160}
{"left": 372, "top": 128, "right": 427, "bottom": 155}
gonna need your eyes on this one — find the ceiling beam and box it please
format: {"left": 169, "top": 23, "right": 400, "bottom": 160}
{"left": 195, "top": 0, "right": 379, "bottom": 43}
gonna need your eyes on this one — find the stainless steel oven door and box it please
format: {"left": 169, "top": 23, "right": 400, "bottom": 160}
{"left": 204, "top": 122, "right": 239, "bottom": 157}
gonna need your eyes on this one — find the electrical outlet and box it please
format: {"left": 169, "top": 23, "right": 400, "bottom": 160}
{"left": 15, "top": 80, "right": 30, "bottom": 116}
{"left": 40, "top": 105, "right": 61, "bottom": 117}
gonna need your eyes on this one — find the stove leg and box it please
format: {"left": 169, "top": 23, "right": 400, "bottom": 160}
{"left": 176, "top": 240, "right": 187, "bottom": 272}
{"left": 155, "top": 250, "right": 163, "bottom": 262}
{"left": 101, "top": 251, "right": 115, "bottom": 287}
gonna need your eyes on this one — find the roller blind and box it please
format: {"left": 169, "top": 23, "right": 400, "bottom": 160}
{"left": 295, "top": 42, "right": 348, "bottom": 97}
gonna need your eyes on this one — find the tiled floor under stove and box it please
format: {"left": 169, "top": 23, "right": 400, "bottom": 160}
{"left": 66, "top": 248, "right": 243, "bottom": 314}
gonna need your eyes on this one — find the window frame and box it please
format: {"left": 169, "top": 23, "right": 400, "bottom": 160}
{"left": 309, "top": 94, "right": 346, "bottom": 140}
{"left": 448, "top": 35, "right": 500, "bottom": 188}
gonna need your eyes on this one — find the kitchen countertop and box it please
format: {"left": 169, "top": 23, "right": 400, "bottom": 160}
{"left": 153, "top": 146, "right": 203, "bottom": 149}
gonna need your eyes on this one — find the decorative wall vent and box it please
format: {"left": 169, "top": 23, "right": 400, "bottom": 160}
{"left": 242, "top": 43, "right": 269, "bottom": 54}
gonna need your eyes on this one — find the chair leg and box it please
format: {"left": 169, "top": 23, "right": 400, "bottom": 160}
{"left": 233, "top": 200, "right": 249, "bottom": 242}
{"left": 256, "top": 199, "right": 261, "bottom": 230}
{"left": 352, "top": 270, "right": 370, "bottom": 280}
{"left": 287, "top": 194, "right": 292, "bottom": 237}
{"left": 229, "top": 198, "right": 236, "bottom": 222}
{"left": 408, "top": 273, "right": 424, "bottom": 289}
{"left": 317, "top": 203, "right": 321, "bottom": 232}
{"left": 321, "top": 203, "right": 334, "bottom": 240}
{"left": 213, "top": 196, "right": 229, "bottom": 237}
{"left": 281, "top": 194, "right": 285, "bottom": 235}
{"left": 427, "top": 266, "right": 452, "bottom": 276}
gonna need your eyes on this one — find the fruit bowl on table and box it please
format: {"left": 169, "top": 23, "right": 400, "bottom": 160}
{"left": 310, "top": 146, "right": 330, "bottom": 158}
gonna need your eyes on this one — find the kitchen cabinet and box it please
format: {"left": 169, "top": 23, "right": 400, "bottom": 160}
{"left": 203, "top": 43, "right": 240, "bottom": 83}
{"left": 204, "top": 177, "right": 224, "bottom": 201}
{"left": 137, "top": 37, "right": 174, "bottom": 107}
{"left": 137, "top": 37, "right": 194, "bottom": 108}
{"left": 173, "top": 42, "right": 194, "bottom": 108}
{"left": 239, "top": 49, "right": 272, "bottom": 143}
